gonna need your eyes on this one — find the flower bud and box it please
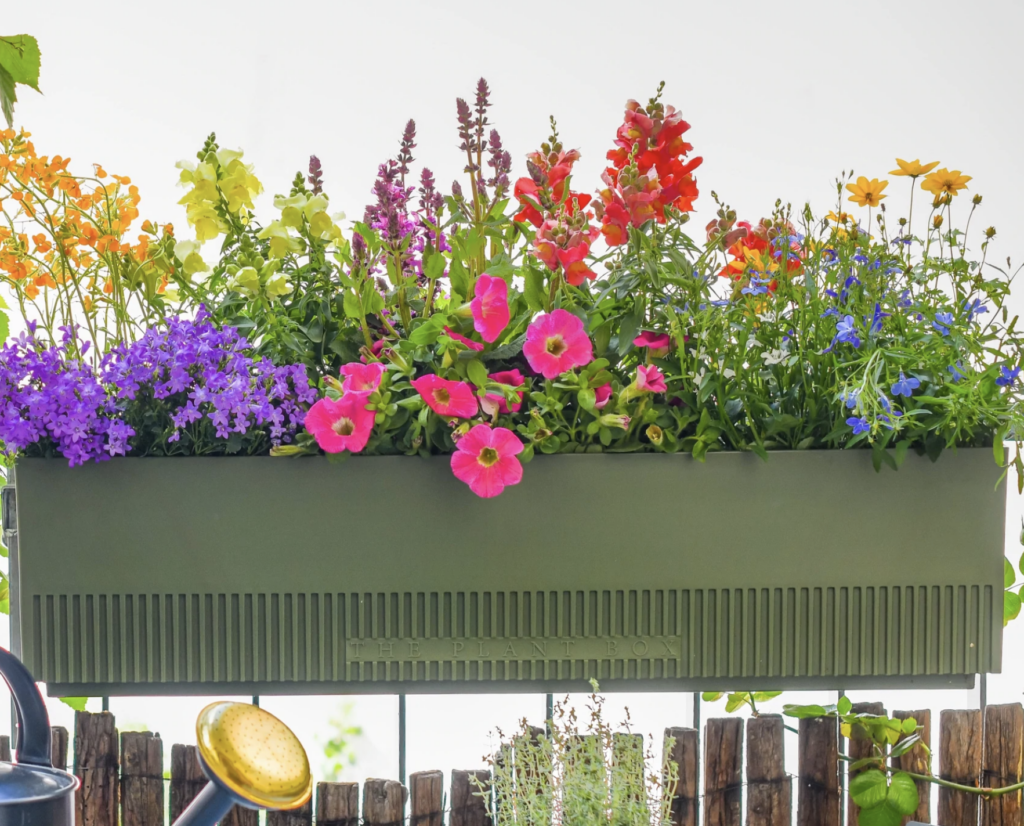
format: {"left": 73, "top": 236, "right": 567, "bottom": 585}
{"left": 933, "top": 215, "right": 944, "bottom": 228}
{"left": 973, "top": 194, "right": 983, "bottom": 205}
{"left": 986, "top": 226, "right": 997, "bottom": 239}
{"left": 598, "top": 414, "right": 631, "bottom": 430}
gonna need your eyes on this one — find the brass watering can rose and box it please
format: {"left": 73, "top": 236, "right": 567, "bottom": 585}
{"left": 195, "top": 701, "right": 312, "bottom": 810}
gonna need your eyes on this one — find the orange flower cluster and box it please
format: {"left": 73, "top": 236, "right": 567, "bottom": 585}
{"left": 595, "top": 98, "right": 703, "bottom": 246}
{"left": 0, "top": 129, "right": 172, "bottom": 327}
{"left": 714, "top": 217, "right": 803, "bottom": 291}
{"left": 513, "top": 140, "right": 600, "bottom": 286}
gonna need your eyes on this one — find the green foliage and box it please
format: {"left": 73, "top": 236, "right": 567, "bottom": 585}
{"left": 700, "top": 691, "right": 781, "bottom": 714}
{"left": 483, "top": 693, "right": 676, "bottom": 826}
{"left": 0, "top": 35, "right": 40, "bottom": 128}
{"left": 59, "top": 697, "right": 89, "bottom": 712}
{"left": 1003, "top": 521, "right": 1024, "bottom": 625}
{"left": 318, "top": 702, "right": 362, "bottom": 781}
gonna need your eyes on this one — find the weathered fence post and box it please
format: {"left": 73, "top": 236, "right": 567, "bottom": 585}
{"left": 266, "top": 797, "right": 313, "bottom": 826}
{"left": 51, "top": 725, "right": 69, "bottom": 770}
{"left": 982, "top": 703, "right": 1023, "bottom": 826}
{"left": 363, "top": 778, "right": 408, "bottom": 825}
{"left": 170, "top": 743, "right": 256, "bottom": 826}
{"left": 747, "top": 715, "right": 790, "bottom": 826}
{"left": 848, "top": 702, "right": 885, "bottom": 826}
{"left": 410, "top": 770, "right": 444, "bottom": 826}
{"left": 704, "top": 718, "right": 743, "bottom": 826}
{"left": 893, "top": 709, "right": 931, "bottom": 825}
{"left": 938, "top": 709, "right": 982, "bottom": 826}
{"left": 74, "top": 710, "right": 118, "bottom": 826}
{"left": 798, "top": 715, "right": 840, "bottom": 826}
{"left": 665, "top": 726, "right": 699, "bottom": 826}
{"left": 120, "top": 731, "right": 163, "bottom": 826}
{"left": 316, "top": 781, "right": 360, "bottom": 826}
{"left": 451, "top": 769, "right": 491, "bottom": 826}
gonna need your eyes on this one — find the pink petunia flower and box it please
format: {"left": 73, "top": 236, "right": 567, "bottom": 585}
{"left": 633, "top": 331, "right": 671, "bottom": 357}
{"left": 340, "top": 362, "right": 385, "bottom": 393}
{"left": 450, "top": 423, "right": 524, "bottom": 498}
{"left": 304, "top": 392, "right": 376, "bottom": 453}
{"left": 636, "top": 364, "right": 667, "bottom": 393}
{"left": 594, "top": 383, "right": 613, "bottom": 410}
{"left": 471, "top": 275, "right": 510, "bottom": 343}
{"left": 486, "top": 369, "right": 526, "bottom": 414}
{"left": 412, "top": 375, "right": 479, "bottom": 418}
{"left": 523, "top": 309, "right": 594, "bottom": 379}
{"left": 444, "top": 326, "right": 485, "bottom": 352}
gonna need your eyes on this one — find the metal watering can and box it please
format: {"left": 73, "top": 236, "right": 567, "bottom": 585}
{"left": 0, "top": 647, "right": 312, "bottom": 825}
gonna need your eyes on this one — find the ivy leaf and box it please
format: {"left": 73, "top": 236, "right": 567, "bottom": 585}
{"left": 849, "top": 769, "right": 888, "bottom": 809}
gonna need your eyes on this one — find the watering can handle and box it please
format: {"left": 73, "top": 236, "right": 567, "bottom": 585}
{"left": 0, "top": 647, "right": 51, "bottom": 767}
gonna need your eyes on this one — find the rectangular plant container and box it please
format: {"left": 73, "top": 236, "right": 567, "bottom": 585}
{"left": 5, "top": 449, "right": 1007, "bottom": 696}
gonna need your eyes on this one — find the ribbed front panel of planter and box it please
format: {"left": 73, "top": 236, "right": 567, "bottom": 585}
{"left": 10, "top": 451, "right": 1005, "bottom": 694}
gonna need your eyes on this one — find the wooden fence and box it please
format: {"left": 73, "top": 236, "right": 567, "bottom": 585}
{"left": 3, "top": 702, "right": 1021, "bottom": 825}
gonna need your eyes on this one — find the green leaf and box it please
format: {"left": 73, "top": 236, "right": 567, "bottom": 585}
{"left": 1004, "top": 590, "right": 1021, "bottom": 626}
{"left": 888, "top": 733, "right": 921, "bottom": 760}
{"left": 524, "top": 266, "right": 546, "bottom": 312}
{"left": 887, "top": 772, "right": 920, "bottom": 816}
{"left": 466, "top": 359, "right": 488, "bottom": 389}
{"left": 618, "top": 311, "right": 641, "bottom": 357}
{"left": 858, "top": 800, "right": 903, "bottom": 826}
{"left": 901, "top": 717, "right": 917, "bottom": 735}
{"left": 783, "top": 704, "right": 829, "bottom": 719}
{"left": 724, "top": 693, "right": 751, "bottom": 713}
{"left": 449, "top": 257, "right": 470, "bottom": 303}
{"left": 701, "top": 692, "right": 724, "bottom": 702}
{"left": 849, "top": 770, "right": 888, "bottom": 809}
{"left": 408, "top": 314, "right": 446, "bottom": 346}
{"left": 994, "top": 427, "right": 1007, "bottom": 466}
{"left": 0, "top": 36, "right": 41, "bottom": 90}
{"left": 423, "top": 249, "right": 446, "bottom": 281}
{"left": 838, "top": 695, "right": 853, "bottom": 715}
{"left": 342, "top": 290, "right": 361, "bottom": 319}
{"left": 360, "top": 280, "right": 384, "bottom": 315}
{"left": 60, "top": 697, "right": 89, "bottom": 712}
{"left": 893, "top": 440, "right": 910, "bottom": 469}
{"left": 0, "top": 310, "right": 5, "bottom": 344}
{"left": 1006, "top": 558, "right": 1016, "bottom": 588}
{"left": 0, "top": 64, "right": 15, "bottom": 130}
{"left": 578, "top": 387, "right": 596, "bottom": 411}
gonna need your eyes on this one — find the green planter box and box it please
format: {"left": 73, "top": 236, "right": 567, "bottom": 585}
{"left": 6, "top": 449, "right": 1006, "bottom": 696}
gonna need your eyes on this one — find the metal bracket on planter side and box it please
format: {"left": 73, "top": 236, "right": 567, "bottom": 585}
{"left": 1, "top": 485, "right": 15, "bottom": 538}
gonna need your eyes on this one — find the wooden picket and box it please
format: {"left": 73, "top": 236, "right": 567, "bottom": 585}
{"left": 3, "top": 703, "right": 1017, "bottom": 825}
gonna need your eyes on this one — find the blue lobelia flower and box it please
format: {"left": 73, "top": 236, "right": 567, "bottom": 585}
{"left": 948, "top": 360, "right": 966, "bottom": 382}
{"left": 841, "top": 388, "right": 861, "bottom": 409}
{"left": 865, "top": 303, "right": 890, "bottom": 335}
{"left": 890, "top": 371, "right": 921, "bottom": 397}
{"left": 847, "top": 416, "right": 871, "bottom": 435}
{"left": 741, "top": 276, "right": 770, "bottom": 296}
{"left": 963, "top": 298, "right": 989, "bottom": 322}
{"left": 996, "top": 365, "right": 1021, "bottom": 387}
{"left": 834, "top": 315, "right": 861, "bottom": 348}
{"left": 932, "top": 312, "right": 954, "bottom": 336}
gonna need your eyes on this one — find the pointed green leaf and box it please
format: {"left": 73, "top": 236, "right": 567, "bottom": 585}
{"left": 466, "top": 358, "right": 488, "bottom": 389}
{"left": 1004, "top": 590, "right": 1021, "bottom": 626}
{"left": 524, "top": 266, "right": 546, "bottom": 312}
{"left": 783, "top": 704, "right": 829, "bottom": 719}
{"left": 838, "top": 695, "right": 853, "bottom": 715}
{"left": 1006, "top": 558, "right": 1016, "bottom": 588}
{"left": 0, "top": 64, "right": 15, "bottom": 129}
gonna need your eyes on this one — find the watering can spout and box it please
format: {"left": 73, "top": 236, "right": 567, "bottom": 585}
{"left": 173, "top": 701, "right": 312, "bottom": 826}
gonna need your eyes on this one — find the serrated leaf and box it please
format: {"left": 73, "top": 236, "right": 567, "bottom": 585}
{"left": 887, "top": 772, "right": 919, "bottom": 816}
{"left": 849, "top": 770, "right": 888, "bottom": 809}
{"left": 0, "top": 36, "right": 41, "bottom": 90}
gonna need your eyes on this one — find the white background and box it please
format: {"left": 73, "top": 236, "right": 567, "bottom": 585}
{"left": 3, "top": 0, "right": 1023, "bottom": 792}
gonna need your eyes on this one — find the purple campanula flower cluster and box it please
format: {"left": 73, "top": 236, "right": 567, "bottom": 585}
{"left": 0, "top": 312, "right": 315, "bottom": 466}
{"left": 0, "top": 325, "right": 128, "bottom": 466}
